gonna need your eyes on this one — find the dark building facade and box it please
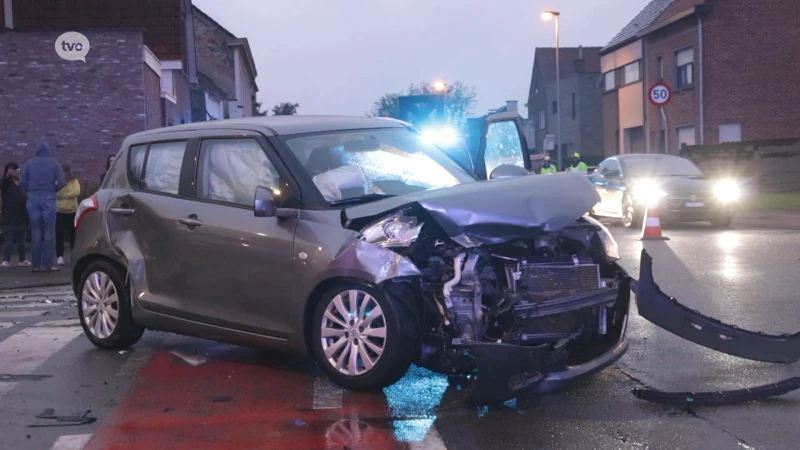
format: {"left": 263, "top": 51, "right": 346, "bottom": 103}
{"left": 0, "top": 0, "right": 256, "bottom": 178}
{"left": 599, "top": 0, "right": 800, "bottom": 157}
{"left": 527, "top": 47, "right": 605, "bottom": 167}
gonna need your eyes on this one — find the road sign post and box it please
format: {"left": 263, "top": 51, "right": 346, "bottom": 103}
{"left": 649, "top": 82, "right": 672, "bottom": 153}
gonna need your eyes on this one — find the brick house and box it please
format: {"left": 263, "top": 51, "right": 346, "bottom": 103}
{"left": 527, "top": 47, "right": 605, "bottom": 167}
{"left": 191, "top": 6, "right": 258, "bottom": 122}
{"left": 599, "top": 0, "right": 800, "bottom": 157}
{"left": 0, "top": 0, "right": 256, "bottom": 179}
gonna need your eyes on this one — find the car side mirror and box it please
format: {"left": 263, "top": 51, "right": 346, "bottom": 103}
{"left": 254, "top": 186, "right": 298, "bottom": 219}
{"left": 489, "top": 164, "right": 529, "bottom": 180}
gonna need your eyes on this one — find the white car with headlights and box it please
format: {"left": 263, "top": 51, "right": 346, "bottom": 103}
{"left": 588, "top": 154, "right": 740, "bottom": 228}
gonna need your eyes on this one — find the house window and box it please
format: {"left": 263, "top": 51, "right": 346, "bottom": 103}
{"left": 604, "top": 71, "right": 616, "bottom": 91}
{"left": 539, "top": 109, "right": 546, "bottom": 129}
{"left": 624, "top": 61, "right": 640, "bottom": 84}
{"left": 676, "top": 125, "right": 696, "bottom": 151}
{"left": 571, "top": 93, "right": 576, "bottom": 120}
{"left": 719, "top": 124, "right": 742, "bottom": 143}
{"left": 160, "top": 70, "right": 175, "bottom": 97}
{"left": 657, "top": 57, "right": 663, "bottom": 80}
{"left": 676, "top": 47, "right": 694, "bottom": 88}
{"left": 552, "top": 101, "right": 558, "bottom": 114}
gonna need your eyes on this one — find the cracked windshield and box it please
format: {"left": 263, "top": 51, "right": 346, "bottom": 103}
{"left": 1, "top": 1, "right": 798, "bottom": 449}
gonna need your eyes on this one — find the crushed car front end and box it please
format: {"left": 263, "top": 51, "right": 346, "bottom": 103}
{"left": 342, "top": 173, "right": 637, "bottom": 403}
{"left": 390, "top": 213, "right": 631, "bottom": 404}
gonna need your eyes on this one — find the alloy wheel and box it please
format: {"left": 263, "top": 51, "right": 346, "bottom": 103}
{"left": 622, "top": 198, "right": 635, "bottom": 228}
{"left": 81, "top": 271, "right": 120, "bottom": 339}
{"left": 320, "top": 289, "right": 387, "bottom": 376}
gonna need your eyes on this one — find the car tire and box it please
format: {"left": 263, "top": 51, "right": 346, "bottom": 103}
{"left": 621, "top": 195, "right": 642, "bottom": 229}
{"left": 711, "top": 213, "right": 733, "bottom": 228}
{"left": 77, "top": 260, "right": 144, "bottom": 350}
{"left": 311, "top": 283, "right": 418, "bottom": 391}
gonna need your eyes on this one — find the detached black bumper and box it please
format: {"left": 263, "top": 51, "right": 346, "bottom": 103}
{"left": 634, "top": 249, "right": 800, "bottom": 364}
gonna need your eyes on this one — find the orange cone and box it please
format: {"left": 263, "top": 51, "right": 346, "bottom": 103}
{"left": 636, "top": 205, "right": 670, "bottom": 241}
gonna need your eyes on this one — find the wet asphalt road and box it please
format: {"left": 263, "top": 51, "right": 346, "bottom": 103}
{"left": 1, "top": 221, "right": 799, "bottom": 449}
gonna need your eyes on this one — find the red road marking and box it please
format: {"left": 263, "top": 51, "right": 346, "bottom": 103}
{"left": 85, "top": 341, "right": 408, "bottom": 450}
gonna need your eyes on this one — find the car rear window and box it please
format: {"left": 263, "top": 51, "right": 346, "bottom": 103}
{"left": 141, "top": 141, "right": 187, "bottom": 195}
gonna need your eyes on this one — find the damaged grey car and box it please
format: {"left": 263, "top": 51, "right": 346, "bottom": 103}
{"left": 71, "top": 115, "right": 800, "bottom": 404}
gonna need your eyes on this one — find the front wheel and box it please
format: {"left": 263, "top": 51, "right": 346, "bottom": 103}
{"left": 621, "top": 195, "right": 643, "bottom": 229}
{"left": 77, "top": 260, "right": 144, "bottom": 350}
{"left": 711, "top": 213, "right": 733, "bottom": 228}
{"left": 311, "top": 284, "right": 418, "bottom": 391}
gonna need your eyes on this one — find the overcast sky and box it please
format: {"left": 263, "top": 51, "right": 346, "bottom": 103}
{"left": 193, "top": 0, "right": 649, "bottom": 118}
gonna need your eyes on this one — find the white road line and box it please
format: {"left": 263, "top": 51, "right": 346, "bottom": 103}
{"left": 0, "top": 322, "right": 16, "bottom": 329}
{"left": 0, "top": 310, "right": 47, "bottom": 318}
{"left": 116, "top": 347, "right": 155, "bottom": 377}
{"left": 0, "top": 321, "right": 83, "bottom": 375}
{"left": 48, "top": 434, "right": 93, "bottom": 450}
{"left": 312, "top": 376, "right": 344, "bottom": 409}
{"left": 0, "top": 382, "right": 17, "bottom": 398}
{"left": 409, "top": 426, "right": 448, "bottom": 450}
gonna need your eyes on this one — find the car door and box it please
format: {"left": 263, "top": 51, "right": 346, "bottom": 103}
{"left": 474, "top": 112, "right": 531, "bottom": 180}
{"left": 105, "top": 136, "right": 201, "bottom": 312}
{"left": 175, "top": 133, "right": 298, "bottom": 337}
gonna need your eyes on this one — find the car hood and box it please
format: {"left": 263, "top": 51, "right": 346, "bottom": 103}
{"left": 344, "top": 172, "right": 601, "bottom": 248}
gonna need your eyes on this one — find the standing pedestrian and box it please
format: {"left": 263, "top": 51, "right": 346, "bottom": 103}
{"left": 56, "top": 164, "right": 80, "bottom": 266}
{"left": 1, "top": 163, "right": 31, "bottom": 267}
{"left": 19, "top": 142, "right": 66, "bottom": 272}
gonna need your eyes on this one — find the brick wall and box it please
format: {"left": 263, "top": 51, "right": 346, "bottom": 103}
{"left": 602, "top": 93, "right": 619, "bottom": 158}
{"left": 0, "top": 29, "right": 146, "bottom": 179}
{"left": 193, "top": 9, "right": 236, "bottom": 100}
{"left": 645, "top": 17, "right": 699, "bottom": 153}
{"left": 144, "top": 65, "right": 163, "bottom": 129}
{"left": 578, "top": 72, "right": 605, "bottom": 165}
{"left": 702, "top": 0, "right": 800, "bottom": 144}
{"left": 11, "top": 0, "right": 187, "bottom": 64}
{"left": 163, "top": 70, "right": 192, "bottom": 126}
{"left": 682, "top": 138, "right": 800, "bottom": 192}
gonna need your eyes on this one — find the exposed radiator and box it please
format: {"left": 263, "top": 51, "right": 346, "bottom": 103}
{"left": 505, "top": 260, "right": 601, "bottom": 294}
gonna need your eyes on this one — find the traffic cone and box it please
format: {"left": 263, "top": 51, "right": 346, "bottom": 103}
{"left": 636, "top": 205, "right": 669, "bottom": 241}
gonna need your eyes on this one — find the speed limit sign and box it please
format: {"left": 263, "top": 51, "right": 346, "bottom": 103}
{"left": 649, "top": 82, "right": 672, "bottom": 107}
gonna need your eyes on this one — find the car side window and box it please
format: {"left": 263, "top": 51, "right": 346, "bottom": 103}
{"left": 601, "top": 159, "right": 620, "bottom": 176}
{"left": 128, "top": 145, "right": 147, "bottom": 189}
{"left": 596, "top": 160, "right": 610, "bottom": 175}
{"left": 196, "top": 138, "right": 281, "bottom": 207}
{"left": 142, "top": 141, "right": 187, "bottom": 195}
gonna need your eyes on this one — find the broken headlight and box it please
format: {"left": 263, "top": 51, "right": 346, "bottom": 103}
{"left": 584, "top": 215, "right": 621, "bottom": 261}
{"left": 360, "top": 210, "right": 423, "bottom": 248}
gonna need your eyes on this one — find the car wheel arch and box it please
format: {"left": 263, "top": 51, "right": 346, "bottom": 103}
{"left": 72, "top": 254, "right": 129, "bottom": 296}
{"left": 301, "top": 277, "right": 423, "bottom": 358}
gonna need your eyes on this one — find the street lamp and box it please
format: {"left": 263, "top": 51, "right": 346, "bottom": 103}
{"left": 433, "top": 80, "right": 447, "bottom": 93}
{"left": 542, "top": 10, "right": 562, "bottom": 171}
{"left": 433, "top": 80, "right": 448, "bottom": 124}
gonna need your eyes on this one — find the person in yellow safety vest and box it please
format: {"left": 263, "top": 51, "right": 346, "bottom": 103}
{"left": 566, "top": 152, "right": 588, "bottom": 173}
{"left": 540, "top": 155, "right": 557, "bottom": 174}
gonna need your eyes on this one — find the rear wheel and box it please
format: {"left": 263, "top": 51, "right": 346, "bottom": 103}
{"left": 77, "top": 260, "right": 144, "bottom": 350}
{"left": 311, "top": 283, "right": 418, "bottom": 391}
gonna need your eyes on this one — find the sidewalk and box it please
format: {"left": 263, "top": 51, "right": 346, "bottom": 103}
{"left": 733, "top": 210, "right": 800, "bottom": 230}
{"left": 0, "top": 265, "right": 71, "bottom": 290}
{"left": 0, "top": 249, "right": 72, "bottom": 291}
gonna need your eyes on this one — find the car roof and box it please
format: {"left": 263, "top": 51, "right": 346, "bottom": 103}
{"left": 615, "top": 153, "right": 686, "bottom": 162}
{"left": 125, "top": 115, "right": 411, "bottom": 140}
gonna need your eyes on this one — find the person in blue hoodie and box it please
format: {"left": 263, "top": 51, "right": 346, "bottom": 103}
{"left": 19, "top": 142, "right": 66, "bottom": 272}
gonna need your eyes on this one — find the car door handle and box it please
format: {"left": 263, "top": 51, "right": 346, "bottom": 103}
{"left": 109, "top": 207, "right": 136, "bottom": 216}
{"left": 178, "top": 217, "right": 202, "bottom": 228}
